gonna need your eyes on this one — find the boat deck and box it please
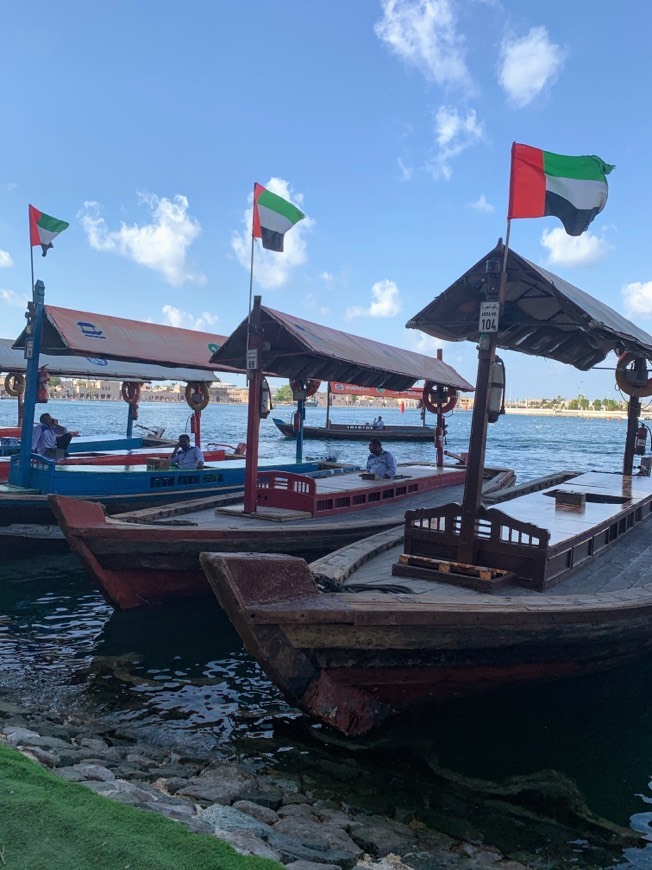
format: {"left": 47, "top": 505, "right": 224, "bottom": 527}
{"left": 310, "top": 471, "right": 652, "bottom": 605}
{"left": 111, "top": 463, "right": 478, "bottom": 529}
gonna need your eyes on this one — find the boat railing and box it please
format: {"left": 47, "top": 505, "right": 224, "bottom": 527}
{"left": 400, "top": 502, "right": 551, "bottom": 588}
{"left": 256, "top": 471, "right": 317, "bottom": 514}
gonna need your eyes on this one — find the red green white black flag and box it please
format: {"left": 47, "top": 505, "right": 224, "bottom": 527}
{"left": 252, "top": 183, "right": 304, "bottom": 252}
{"left": 508, "top": 144, "right": 614, "bottom": 236}
{"left": 29, "top": 205, "right": 69, "bottom": 257}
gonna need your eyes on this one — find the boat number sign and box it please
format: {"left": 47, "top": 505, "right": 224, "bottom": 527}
{"left": 479, "top": 301, "right": 500, "bottom": 333}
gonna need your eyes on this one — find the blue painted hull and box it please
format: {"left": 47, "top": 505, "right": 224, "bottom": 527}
{"left": 0, "top": 457, "right": 320, "bottom": 527}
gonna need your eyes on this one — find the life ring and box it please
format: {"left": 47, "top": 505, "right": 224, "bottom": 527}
{"left": 121, "top": 381, "right": 142, "bottom": 405}
{"left": 4, "top": 373, "right": 25, "bottom": 397}
{"left": 185, "top": 382, "right": 210, "bottom": 412}
{"left": 615, "top": 353, "right": 652, "bottom": 398}
{"left": 422, "top": 382, "right": 458, "bottom": 415}
{"left": 289, "top": 378, "right": 321, "bottom": 401}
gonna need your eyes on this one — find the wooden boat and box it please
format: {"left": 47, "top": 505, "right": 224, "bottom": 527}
{"left": 50, "top": 297, "right": 496, "bottom": 605}
{"left": 273, "top": 381, "right": 447, "bottom": 442}
{"left": 0, "top": 442, "right": 237, "bottom": 482}
{"left": 199, "top": 242, "right": 652, "bottom": 736}
{"left": 273, "top": 419, "right": 438, "bottom": 442}
{"left": 51, "top": 463, "right": 515, "bottom": 609}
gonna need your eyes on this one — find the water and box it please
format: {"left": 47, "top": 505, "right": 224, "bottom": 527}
{"left": 2, "top": 398, "right": 651, "bottom": 865}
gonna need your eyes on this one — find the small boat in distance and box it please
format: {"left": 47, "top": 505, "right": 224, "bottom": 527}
{"left": 273, "top": 380, "right": 456, "bottom": 442}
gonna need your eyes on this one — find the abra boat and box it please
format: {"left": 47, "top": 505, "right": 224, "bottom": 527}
{"left": 52, "top": 297, "right": 495, "bottom": 605}
{"left": 200, "top": 242, "right": 652, "bottom": 736}
{"left": 273, "top": 381, "right": 453, "bottom": 442}
{"left": 51, "top": 462, "right": 514, "bottom": 609}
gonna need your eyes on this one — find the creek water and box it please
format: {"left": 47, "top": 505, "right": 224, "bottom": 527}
{"left": 2, "top": 399, "right": 652, "bottom": 865}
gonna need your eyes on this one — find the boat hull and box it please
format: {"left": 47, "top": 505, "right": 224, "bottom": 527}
{"left": 200, "top": 536, "right": 652, "bottom": 736}
{"left": 51, "top": 467, "right": 515, "bottom": 610}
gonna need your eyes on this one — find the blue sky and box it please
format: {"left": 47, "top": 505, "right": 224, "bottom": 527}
{"left": 1, "top": 1, "right": 649, "bottom": 400}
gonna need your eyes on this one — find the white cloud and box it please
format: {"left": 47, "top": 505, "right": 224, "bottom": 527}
{"left": 304, "top": 293, "right": 331, "bottom": 318}
{"left": 374, "top": 0, "right": 474, "bottom": 95}
{"left": 622, "top": 282, "right": 652, "bottom": 319}
{"left": 498, "top": 26, "right": 566, "bottom": 108}
{"left": 78, "top": 193, "right": 206, "bottom": 287}
{"left": 405, "top": 329, "right": 444, "bottom": 354}
{"left": 427, "top": 105, "right": 485, "bottom": 179}
{"left": 469, "top": 194, "right": 494, "bottom": 213}
{"left": 540, "top": 227, "right": 611, "bottom": 267}
{"left": 346, "top": 279, "right": 402, "bottom": 319}
{"left": 0, "top": 288, "right": 26, "bottom": 308}
{"left": 160, "top": 305, "right": 219, "bottom": 331}
{"left": 397, "top": 157, "right": 414, "bottom": 181}
{"left": 0, "top": 250, "right": 14, "bottom": 268}
{"left": 320, "top": 272, "right": 334, "bottom": 283}
{"left": 231, "top": 178, "right": 311, "bottom": 290}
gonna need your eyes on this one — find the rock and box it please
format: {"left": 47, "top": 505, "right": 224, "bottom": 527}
{"left": 349, "top": 817, "right": 418, "bottom": 858}
{"left": 72, "top": 763, "right": 116, "bottom": 782}
{"left": 236, "top": 789, "right": 284, "bottom": 810}
{"left": 20, "top": 746, "right": 59, "bottom": 768}
{"left": 53, "top": 766, "right": 86, "bottom": 782}
{"left": 79, "top": 737, "right": 110, "bottom": 753}
{"left": 200, "top": 803, "right": 272, "bottom": 838}
{"left": 267, "top": 830, "right": 361, "bottom": 869}
{"left": 215, "top": 829, "right": 281, "bottom": 861}
{"left": 278, "top": 803, "right": 316, "bottom": 820}
{"left": 232, "top": 799, "right": 279, "bottom": 826}
{"left": 269, "top": 816, "right": 363, "bottom": 866}
{"left": 179, "top": 764, "right": 257, "bottom": 804}
{"left": 286, "top": 862, "right": 343, "bottom": 870}
{"left": 142, "top": 801, "right": 196, "bottom": 821}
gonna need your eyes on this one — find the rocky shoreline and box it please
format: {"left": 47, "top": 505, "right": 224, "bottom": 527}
{"left": 0, "top": 692, "right": 643, "bottom": 870}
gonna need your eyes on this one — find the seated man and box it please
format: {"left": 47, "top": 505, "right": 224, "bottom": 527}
{"left": 170, "top": 434, "right": 204, "bottom": 469}
{"left": 32, "top": 413, "right": 79, "bottom": 458}
{"left": 366, "top": 438, "right": 397, "bottom": 479}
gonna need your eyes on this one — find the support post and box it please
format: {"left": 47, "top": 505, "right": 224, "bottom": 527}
{"left": 193, "top": 409, "right": 201, "bottom": 447}
{"left": 243, "top": 296, "right": 263, "bottom": 514}
{"left": 14, "top": 280, "right": 45, "bottom": 488}
{"left": 295, "top": 398, "right": 305, "bottom": 463}
{"left": 623, "top": 395, "right": 641, "bottom": 476}
{"left": 457, "top": 243, "right": 506, "bottom": 565}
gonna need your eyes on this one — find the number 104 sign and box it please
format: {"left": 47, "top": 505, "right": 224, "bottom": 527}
{"left": 479, "top": 301, "right": 500, "bottom": 333}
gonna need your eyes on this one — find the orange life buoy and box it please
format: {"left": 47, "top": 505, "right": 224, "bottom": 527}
{"left": 185, "top": 382, "right": 210, "bottom": 412}
{"left": 4, "top": 372, "right": 25, "bottom": 397}
{"left": 289, "top": 378, "right": 321, "bottom": 401}
{"left": 121, "top": 381, "right": 142, "bottom": 405}
{"left": 422, "top": 382, "right": 458, "bottom": 415}
{"left": 615, "top": 353, "right": 652, "bottom": 398}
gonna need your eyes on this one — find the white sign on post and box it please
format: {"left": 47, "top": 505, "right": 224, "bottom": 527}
{"left": 479, "top": 301, "right": 500, "bottom": 333}
{"left": 246, "top": 349, "right": 258, "bottom": 370}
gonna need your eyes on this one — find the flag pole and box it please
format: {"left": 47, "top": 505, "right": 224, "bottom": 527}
{"left": 243, "top": 186, "right": 261, "bottom": 514}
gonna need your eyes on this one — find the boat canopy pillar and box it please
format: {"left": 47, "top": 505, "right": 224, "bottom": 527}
{"left": 243, "top": 297, "right": 263, "bottom": 513}
{"left": 15, "top": 280, "right": 46, "bottom": 488}
{"left": 624, "top": 395, "right": 641, "bottom": 476}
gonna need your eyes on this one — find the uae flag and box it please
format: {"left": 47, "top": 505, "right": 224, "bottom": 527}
{"left": 252, "top": 183, "right": 305, "bottom": 252}
{"left": 29, "top": 205, "right": 69, "bottom": 256}
{"left": 508, "top": 144, "right": 614, "bottom": 236}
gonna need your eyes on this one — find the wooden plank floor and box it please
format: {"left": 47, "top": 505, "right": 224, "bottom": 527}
{"left": 488, "top": 472, "right": 652, "bottom": 546}
{"left": 310, "top": 473, "right": 652, "bottom": 603}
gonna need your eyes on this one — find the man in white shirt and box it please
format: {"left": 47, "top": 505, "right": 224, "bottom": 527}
{"left": 170, "top": 434, "right": 204, "bottom": 469}
{"left": 32, "top": 413, "right": 78, "bottom": 458}
{"left": 366, "top": 438, "right": 397, "bottom": 479}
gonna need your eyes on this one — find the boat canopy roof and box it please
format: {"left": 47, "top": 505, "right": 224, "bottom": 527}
{"left": 12, "top": 306, "right": 234, "bottom": 375}
{"left": 0, "top": 338, "right": 220, "bottom": 383}
{"left": 407, "top": 241, "right": 652, "bottom": 371}
{"left": 210, "top": 305, "right": 474, "bottom": 392}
